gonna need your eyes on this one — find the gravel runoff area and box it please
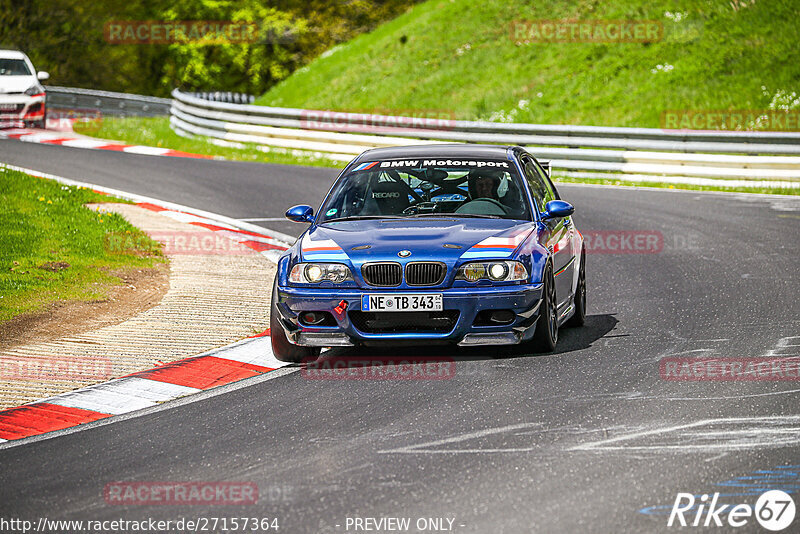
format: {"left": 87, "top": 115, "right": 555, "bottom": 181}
{"left": 0, "top": 203, "right": 275, "bottom": 409}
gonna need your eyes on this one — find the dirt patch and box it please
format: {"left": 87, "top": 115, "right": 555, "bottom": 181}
{"left": 0, "top": 262, "right": 170, "bottom": 351}
{"left": 38, "top": 261, "right": 71, "bottom": 272}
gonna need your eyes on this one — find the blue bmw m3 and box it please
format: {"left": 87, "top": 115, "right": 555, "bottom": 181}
{"left": 270, "top": 144, "right": 586, "bottom": 362}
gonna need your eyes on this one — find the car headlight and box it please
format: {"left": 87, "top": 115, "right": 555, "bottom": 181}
{"left": 23, "top": 85, "right": 44, "bottom": 96}
{"left": 456, "top": 261, "right": 527, "bottom": 282}
{"left": 289, "top": 263, "right": 353, "bottom": 284}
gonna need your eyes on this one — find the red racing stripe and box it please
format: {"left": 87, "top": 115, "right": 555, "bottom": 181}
{"left": 97, "top": 144, "right": 132, "bottom": 152}
{"left": 0, "top": 403, "right": 110, "bottom": 441}
{"left": 135, "top": 202, "right": 169, "bottom": 212}
{"left": 164, "top": 150, "right": 214, "bottom": 159}
{"left": 188, "top": 221, "right": 269, "bottom": 238}
{"left": 38, "top": 138, "right": 69, "bottom": 145}
{"left": 132, "top": 355, "right": 273, "bottom": 390}
{"left": 248, "top": 328, "right": 271, "bottom": 338}
{"left": 241, "top": 240, "right": 288, "bottom": 252}
{"left": 303, "top": 246, "right": 342, "bottom": 252}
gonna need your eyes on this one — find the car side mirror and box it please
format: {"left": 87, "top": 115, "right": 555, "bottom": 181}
{"left": 37, "top": 71, "right": 50, "bottom": 82}
{"left": 285, "top": 205, "right": 314, "bottom": 223}
{"left": 541, "top": 200, "right": 574, "bottom": 220}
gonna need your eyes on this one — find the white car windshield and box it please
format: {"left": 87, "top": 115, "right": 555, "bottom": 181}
{"left": 319, "top": 160, "right": 531, "bottom": 222}
{"left": 0, "top": 58, "right": 32, "bottom": 76}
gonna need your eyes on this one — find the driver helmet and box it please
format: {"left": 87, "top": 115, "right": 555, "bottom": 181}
{"left": 468, "top": 169, "right": 504, "bottom": 200}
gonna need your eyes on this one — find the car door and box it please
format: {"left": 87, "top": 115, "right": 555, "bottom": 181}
{"left": 537, "top": 160, "right": 577, "bottom": 312}
{"left": 521, "top": 157, "right": 574, "bottom": 313}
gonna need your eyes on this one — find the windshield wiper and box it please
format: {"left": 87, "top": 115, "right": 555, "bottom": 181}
{"left": 408, "top": 213, "right": 502, "bottom": 219}
{"left": 323, "top": 215, "right": 405, "bottom": 222}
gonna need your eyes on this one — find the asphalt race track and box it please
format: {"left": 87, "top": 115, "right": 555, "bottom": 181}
{"left": 2, "top": 139, "right": 800, "bottom": 532}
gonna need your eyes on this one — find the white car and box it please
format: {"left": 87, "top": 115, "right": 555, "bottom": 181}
{"left": 0, "top": 50, "right": 49, "bottom": 129}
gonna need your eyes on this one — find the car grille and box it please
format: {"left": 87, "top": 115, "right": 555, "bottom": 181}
{"left": 405, "top": 262, "right": 446, "bottom": 286}
{"left": 362, "top": 262, "right": 402, "bottom": 286}
{"left": 349, "top": 311, "right": 460, "bottom": 334}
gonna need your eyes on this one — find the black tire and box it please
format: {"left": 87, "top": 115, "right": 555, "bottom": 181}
{"left": 566, "top": 249, "right": 586, "bottom": 327}
{"left": 531, "top": 263, "right": 558, "bottom": 352}
{"left": 270, "top": 278, "right": 320, "bottom": 363}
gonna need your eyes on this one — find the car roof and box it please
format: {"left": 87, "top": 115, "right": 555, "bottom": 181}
{"left": 0, "top": 50, "right": 28, "bottom": 60}
{"left": 354, "top": 144, "right": 516, "bottom": 163}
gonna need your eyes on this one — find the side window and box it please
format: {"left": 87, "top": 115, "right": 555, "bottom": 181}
{"left": 521, "top": 157, "right": 548, "bottom": 212}
{"left": 534, "top": 161, "right": 559, "bottom": 202}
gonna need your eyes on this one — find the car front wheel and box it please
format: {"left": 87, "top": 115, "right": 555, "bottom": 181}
{"left": 531, "top": 263, "right": 558, "bottom": 352}
{"left": 270, "top": 278, "right": 320, "bottom": 363}
{"left": 566, "top": 249, "right": 586, "bottom": 327}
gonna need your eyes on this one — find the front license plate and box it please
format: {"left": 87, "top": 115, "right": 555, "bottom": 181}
{"left": 362, "top": 294, "right": 443, "bottom": 312}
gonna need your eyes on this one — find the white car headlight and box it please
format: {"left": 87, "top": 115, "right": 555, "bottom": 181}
{"left": 289, "top": 263, "right": 353, "bottom": 284}
{"left": 23, "top": 85, "right": 44, "bottom": 96}
{"left": 456, "top": 261, "right": 527, "bottom": 282}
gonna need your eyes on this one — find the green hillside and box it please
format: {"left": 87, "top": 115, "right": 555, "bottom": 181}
{"left": 255, "top": 0, "right": 800, "bottom": 128}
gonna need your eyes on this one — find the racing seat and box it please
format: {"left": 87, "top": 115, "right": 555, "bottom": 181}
{"left": 361, "top": 180, "right": 411, "bottom": 216}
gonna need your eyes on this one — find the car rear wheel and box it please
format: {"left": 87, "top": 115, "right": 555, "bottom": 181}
{"left": 270, "top": 278, "right": 320, "bottom": 363}
{"left": 531, "top": 263, "right": 558, "bottom": 352}
{"left": 566, "top": 249, "right": 586, "bottom": 327}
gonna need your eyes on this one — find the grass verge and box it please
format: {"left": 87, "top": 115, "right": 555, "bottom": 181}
{"left": 256, "top": 0, "right": 800, "bottom": 128}
{"left": 0, "top": 167, "right": 165, "bottom": 323}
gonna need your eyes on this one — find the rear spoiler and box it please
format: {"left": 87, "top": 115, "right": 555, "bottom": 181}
{"left": 539, "top": 160, "right": 551, "bottom": 178}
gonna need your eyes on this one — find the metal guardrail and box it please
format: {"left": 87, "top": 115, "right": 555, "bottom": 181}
{"left": 171, "top": 90, "right": 800, "bottom": 153}
{"left": 185, "top": 92, "right": 255, "bottom": 105}
{"left": 45, "top": 86, "right": 171, "bottom": 117}
{"left": 171, "top": 89, "right": 800, "bottom": 180}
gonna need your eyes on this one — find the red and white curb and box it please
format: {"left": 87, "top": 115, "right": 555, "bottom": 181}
{"left": 0, "top": 163, "right": 298, "bottom": 444}
{"left": 134, "top": 202, "right": 291, "bottom": 262}
{"left": 0, "top": 333, "right": 290, "bottom": 443}
{"left": 0, "top": 128, "right": 212, "bottom": 159}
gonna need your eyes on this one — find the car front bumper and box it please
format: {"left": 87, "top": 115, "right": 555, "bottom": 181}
{"left": 0, "top": 94, "right": 45, "bottom": 127}
{"left": 273, "top": 284, "right": 544, "bottom": 347}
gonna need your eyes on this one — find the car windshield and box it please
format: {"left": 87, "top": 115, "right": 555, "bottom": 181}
{"left": 0, "top": 58, "right": 31, "bottom": 76}
{"left": 318, "top": 159, "right": 531, "bottom": 222}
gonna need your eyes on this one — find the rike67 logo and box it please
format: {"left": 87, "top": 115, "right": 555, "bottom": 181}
{"left": 668, "top": 490, "right": 795, "bottom": 530}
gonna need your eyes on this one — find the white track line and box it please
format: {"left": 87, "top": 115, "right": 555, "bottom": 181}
{"left": 207, "top": 336, "right": 285, "bottom": 368}
{"left": 60, "top": 138, "right": 113, "bottom": 149}
{"left": 122, "top": 146, "right": 172, "bottom": 156}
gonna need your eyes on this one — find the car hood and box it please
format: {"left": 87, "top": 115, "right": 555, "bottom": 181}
{"left": 301, "top": 218, "right": 534, "bottom": 264}
{"left": 0, "top": 76, "right": 38, "bottom": 94}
